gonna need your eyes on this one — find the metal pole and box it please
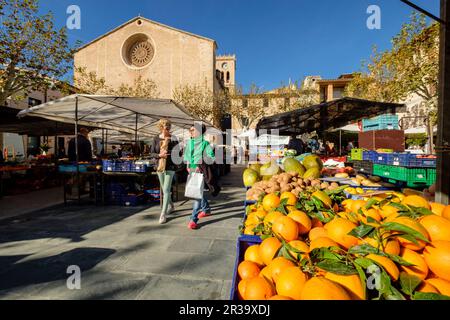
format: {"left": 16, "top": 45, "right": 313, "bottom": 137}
{"left": 135, "top": 113, "right": 139, "bottom": 152}
{"left": 339, "top": 129, "right": 342, "bottom": 156}
{"left": 105, "top": 129, "right": 108, "bottom": 155}
{"left": 436, "top": 0, "right": 450, "bottom": 204}
{"left": 75, "top": 96, "right": 80, "bottom": 203}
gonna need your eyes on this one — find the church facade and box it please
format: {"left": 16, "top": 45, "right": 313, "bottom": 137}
{"left": 74, "top": 16, "right": 236, "bottom": 101}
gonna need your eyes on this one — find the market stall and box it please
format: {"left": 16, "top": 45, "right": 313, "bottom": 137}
{"left": 17, "top": 94, "right": 219, "bottom": 206}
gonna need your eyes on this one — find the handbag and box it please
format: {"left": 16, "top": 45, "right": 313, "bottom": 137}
{"left": 184, "top": 172, "right": 204, "bottom": 199}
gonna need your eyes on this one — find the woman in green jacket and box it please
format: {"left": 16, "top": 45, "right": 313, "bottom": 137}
{"left": 184, "top": 124, "right": 215, "bottom": 229}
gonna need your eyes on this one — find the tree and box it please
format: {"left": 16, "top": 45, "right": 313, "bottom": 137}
{"left": 0, "top": 0, "right": 76, "bottom": 105}
{"left": 74, "top": 67, "right": 159, "bottom": 98}
{"left": 172, "top": 84, "right": 228, "bottom": 127}
{"left": 228, "top": 83, "right": 267, "bottom": 131}
{"left": 345, "top": 13, "right": 439, "bottom": 121}
{"left": 275, "top": 80, "right": 320, "bottom": 111}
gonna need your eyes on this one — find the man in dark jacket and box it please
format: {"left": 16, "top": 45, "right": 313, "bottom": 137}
{"left": 68, "top": 128, "right": 93, "bottom": 162}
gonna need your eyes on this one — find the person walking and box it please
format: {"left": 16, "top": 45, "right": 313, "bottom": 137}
{"left": 150, "top": 119, "right": 179, "bottom": 224}
{"left": 184, "top": 123, "right": 215, "bottom": 230}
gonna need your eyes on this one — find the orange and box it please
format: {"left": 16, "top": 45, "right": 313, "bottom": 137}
{"left": 244, "top": 276, "right": 275, "bottom": 300}
{"left": 311, "top": 218, "right": 324, "bottom": 228}
{"left": 309, "top": 227, "right": 328, "bottom": 241}
{"left": 324, "top": 272, "right": 366, "bottom": 300}
{"left": 442, "top": 205, "right": 450, "bottom": 220}
{"left": 287, "top": 240, "right": 309, "bottom": 261}
{"left": 300, "top": 277, "right": 351, "bottom": 300}
{"left": 419, "top": 215, "right": 450, "bottom": 242}
{"left": 360, "top": 236, "right": 401, "bottom": 256}
{"left": 262, "top": 193, "right": 281, "bottom": 212}
{"left": 416, "top": 281, "right": 439, "bottom": 294}
{"left": 276, "top": 266, "right": 308, "bottom": 300}
{"left": 243, "top": 226, "right": 256, "bottom": 235}
{"left": 268, "top": 257, "right": 295, "bottom": 283}
{"left": 423, "top": 240, "right": 450, "bottom": 281}
{"left": 309, "top": 237, "right": 339, "bottom": 251}
{"left": 341, "top": 199, "right": 353, "bottom": 213}
{"left": 259, "top": 237, "right": 282, "bottom": 266}
{"left": 324, "top": 218, "right": 358, "bottom": 249}
{"left": 388, "top": 216, "right": 430, "bottom": 251}
{"left": 280, "top": 191, "right": 297, "bottom": 206}
{"left": 245, "top": 213, "right": 260, "bottom": 227}
{"left": 259, "top": 266, "right": 274, "bottom": 285}
{"left": 272, "top": 216, "right": 299, "bottom": 242}
{"left": 263, "top": 211, "right": 284, "bottom": 228}
{"left": 253, "top": 209, "right": 268, "bottom": 220}
{"left": 366, "top": 254, "right": 400, "bottom": 281}
{"left": 401, "top": 195, "right": 431, "bottom": 210}
{"left": 238, "top": 261, "right": 261, "bottom": 280}
{"left": 399, "top": 248, "right": 428, "bottom": 280}
{"left": 379, "top": 203, "right": 400, "bottom": 219}
{"left": 430, "top": 202, "right": 446, "bottom": 216}
{"left": 360, "top": 208, "right": 382, "bottom": 223}
{"left": 424, "top": 278, "right": 450, "bottom": 296}
{"left": 238, "top": 279, "right": 249, "bottom": 300}
{"left": 244, "top": 245, "right": 264, "bottom": 267}
{"left": 287, "top": 210, "right": 312, "bottom": 235}
{"left": 350, "top": 200, "right": 367, "bottom": 213}
{"left": 268, "top": 295, "right": 293, "bottom": 300}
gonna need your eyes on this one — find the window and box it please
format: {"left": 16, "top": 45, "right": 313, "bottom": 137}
{"left": 28, "top": 97, "right": 42, "bottom": 108}
{"left": 333, "top": 87, "right": 344, "bottom": 99}
{"left": 226, "top": 72, "right": 230, "bottom": 83}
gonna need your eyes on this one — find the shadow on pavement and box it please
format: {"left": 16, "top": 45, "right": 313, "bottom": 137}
{"left": 0, "top": 247, "right": 115, "bottom": 292}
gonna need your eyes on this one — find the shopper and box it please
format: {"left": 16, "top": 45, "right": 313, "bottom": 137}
{"left": 68, "top": 127, "right": 93, "bottom": 162}
{"left": 287, "top": 134, "right": 304, "bottom": 156}
{"left": 150, "top": 119, "right": 179, "bottom": 224}
{"left": 184, "top": 123, "right": 215, "bottom": 230}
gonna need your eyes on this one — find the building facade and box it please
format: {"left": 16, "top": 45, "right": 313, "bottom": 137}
{"left": 74, "top": 17, "right": 234, "bottom": 100}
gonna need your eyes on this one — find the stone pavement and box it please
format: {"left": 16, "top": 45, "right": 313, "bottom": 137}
{"left": 0, "top": 166, "right": 245, "bottom": 300}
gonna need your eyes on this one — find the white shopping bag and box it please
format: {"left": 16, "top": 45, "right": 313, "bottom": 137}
{"left": 184, "top": 172, "right": 204, "bottom": 199}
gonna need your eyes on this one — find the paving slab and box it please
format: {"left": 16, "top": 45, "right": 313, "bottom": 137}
{"left": 0, "top": 166, "right": 246, "bottom": 300}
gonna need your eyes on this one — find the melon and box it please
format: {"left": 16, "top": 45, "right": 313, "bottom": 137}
{"left": 283, "top": 157, "right": 306, "bottom": 177}
{"left": 303, "top": 167, "right": 321, "bottom": 179}
{"left": 243, "top": 168, "right": 260, "bottom": 187}
{"left": 302, "top": 155, "right": 323, "bottom": 170}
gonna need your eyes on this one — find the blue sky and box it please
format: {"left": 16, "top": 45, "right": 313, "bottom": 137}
{"left": 40, "top": 0, "right": 440, "bottom": 92}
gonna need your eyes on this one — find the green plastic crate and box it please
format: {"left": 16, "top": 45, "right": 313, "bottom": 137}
{"left": 405, "top": 168, "right": 428, "bottom": 187}
{"left": 351, "top": 148, "right": 364, "bottom": 161}
{"left": 373, "top": 164, "right": 394, "bottom": 179}
{"left": 427, "top": 168, "right": 436, "bottom": 186}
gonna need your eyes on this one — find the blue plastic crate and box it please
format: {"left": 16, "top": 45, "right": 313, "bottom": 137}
{"left": 130, "top": 162, "right": 147, "bottom": 173}
{"left": 407, "top": 156, "right": 437, "bottom": 168}
{"left": 58, "top": 164, "right": 89, "bottom": 173}
{"left": 362, "top": 115, "right": 399, "bottom": 132}
{"left": 230, "top": 236, "right": 262, "bottom": 300}
{"left": 373, "top": 153, "right": 389, "bottom": 165}
{"left": 387, "top": 153, "right": 413, "bottom": 167}
{"left": 122, "top": 194, "right": 146, "bottom": 206}
{"left": 362, "top": 150, "right": 378, "bottom": 162}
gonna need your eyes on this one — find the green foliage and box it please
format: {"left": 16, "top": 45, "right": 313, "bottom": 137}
{"left": 0, "top": 0, "right": 77, "bottom": 104}
{"left": 406, "top": 133, "right": 428, "bottom": 148}
{"left": 345, "top": 12, "right": 439, "bottom": 123}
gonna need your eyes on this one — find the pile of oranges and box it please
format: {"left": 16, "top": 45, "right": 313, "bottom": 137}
{"left": 237, "top": 191, "right": 450, "bottom": 300}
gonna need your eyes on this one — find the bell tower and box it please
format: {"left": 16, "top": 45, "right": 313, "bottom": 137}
{"left": 216, "top": 54, "right": 236, "bottom": 93}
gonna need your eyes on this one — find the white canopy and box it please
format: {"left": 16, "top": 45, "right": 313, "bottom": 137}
{"left": 250, "top": 134, "right": 290, "bottom": 146}
{"left": 17, "top": 94, "right": 216, "bottom": 137}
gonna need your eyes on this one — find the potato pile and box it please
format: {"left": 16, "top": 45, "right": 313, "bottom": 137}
{"left": 246, "top": 172, "right": 340, "bottom": 201}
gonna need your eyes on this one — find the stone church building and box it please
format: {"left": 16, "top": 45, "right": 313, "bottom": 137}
{"left": 74, "top": 16, "right": 236, "bottom": 101}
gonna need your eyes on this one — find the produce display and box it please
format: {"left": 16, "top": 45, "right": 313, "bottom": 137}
{"left": 235, "top": 191, "right": 450, "bottom": 300}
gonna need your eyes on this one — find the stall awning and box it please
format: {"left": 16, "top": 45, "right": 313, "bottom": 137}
{"left": 0, "top": 106, "right": 96, "bottom": 136}
{"left": 17, "top": 94, "right": 217, "bottom": 137}
{"left": 256, "top": 97, "right": 406, "bottom": 135}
